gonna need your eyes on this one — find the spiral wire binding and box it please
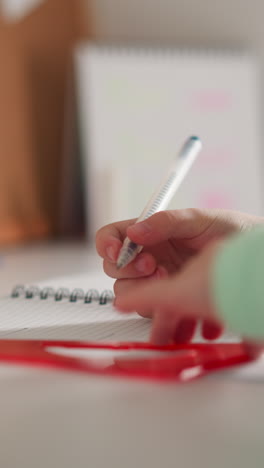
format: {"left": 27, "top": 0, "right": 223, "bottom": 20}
{"left": 11, "top": 285, "right": 114, "bottom": 305}
{"left": 79, "top": 42, "right": 251, "bottom": 66}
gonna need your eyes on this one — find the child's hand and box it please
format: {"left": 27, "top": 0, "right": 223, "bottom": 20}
{"left": 96, "top": 209, "right": 263, "bottom": 342}
{"left": 114, "top": 241, "right": 220, "bottom": 345}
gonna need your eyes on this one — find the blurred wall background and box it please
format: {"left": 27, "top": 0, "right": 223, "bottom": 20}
{"left": 88, "top": 0, "right": 264, "bottom": 52}
{"left": 0, "top": 0, "right": 264, "bottom": 246}
{"left": 87, "top": 0, "right": 264, "bottom": 118}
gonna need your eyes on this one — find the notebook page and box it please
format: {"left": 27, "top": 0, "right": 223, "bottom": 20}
{"left": 0, "top": 296, "right": 150, "bottom": 342}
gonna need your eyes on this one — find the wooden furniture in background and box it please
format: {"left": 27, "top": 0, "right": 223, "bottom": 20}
{"left": 0, "top": 0, "right": 90, "bottom": 244}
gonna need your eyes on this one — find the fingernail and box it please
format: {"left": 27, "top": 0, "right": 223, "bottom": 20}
{"left": 135, "top": 257, "right": 147, "bottom": 273}
{"left": 129, "top": 222, "right": 152, "bottom": 236}
{"left": 154, "top": 266, "right": 168, "bottom": 279}
{"left": 153, "top": 269, "right": 161, "bottom": 280}
{"left": 106, "top": 246, "right": 116, "bottom": 262}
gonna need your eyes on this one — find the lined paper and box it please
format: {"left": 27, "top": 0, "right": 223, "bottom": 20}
{"left": 0, "top": 296, "right": 150, "bottom": 342}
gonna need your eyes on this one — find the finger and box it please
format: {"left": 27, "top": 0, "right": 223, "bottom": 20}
{"left": 98, "top": 235, "right": 123, "bottom": 263}
{"left": 201, "top": 320, "right": 224, "bottom": 340}
{"left": 173, "top": 318, "right": 197, "bottom": 343}
{"left": 115, "top": 276, "right": 172, "bottom": 313}
{"left": 150, "top": 310, "right": 181, "bottom": 345}
{"left": 114, "top": 275, "right": 200, "bottom": 319}
{"left": 113, "top": 266, "right": 169, "bottom": 318}
{"left": 114, "top": 280, "right": 155, "bottom": 318}
{"left": 126, "top": 209, "right": 217, "bottom": 247}
{"left": 126, "top": 208, "right": 253, "bottom": 250}
{"left": 96, "top": 218, "right": 137, "bottom": 260}
{"left": 103, "top": 252, "right": 157, "bottom": 279}
{"left": 113, "top": 265, "right": 168, "bottom": 295}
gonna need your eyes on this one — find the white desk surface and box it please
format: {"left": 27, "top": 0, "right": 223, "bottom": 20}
{"left": 0, "top": 242, "right": 264, "bottom": 468}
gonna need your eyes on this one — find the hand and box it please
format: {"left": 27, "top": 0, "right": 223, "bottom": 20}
{"left": 115, "top": 241, "right": 221, "bottom": 345}
{"left": 114, "top": 241, "right": 264, "bottom": 346}
{"left": 96, "top": 208, "right": 263, "bottom": 342}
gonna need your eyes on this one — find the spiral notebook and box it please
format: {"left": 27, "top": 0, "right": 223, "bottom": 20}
{"left": 0, "top": 277, "right": 151, "bottom": 343}
{"left": 0, "top": 272, "right": 238, "bottom": 345}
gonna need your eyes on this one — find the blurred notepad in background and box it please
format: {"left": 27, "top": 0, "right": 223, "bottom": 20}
{"left": 75, "top": 44, "right": 262, "bottom": 239}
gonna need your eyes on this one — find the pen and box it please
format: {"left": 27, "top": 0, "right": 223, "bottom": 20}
{"left": 116, "top": 136, "right": 202, "bottom": 269}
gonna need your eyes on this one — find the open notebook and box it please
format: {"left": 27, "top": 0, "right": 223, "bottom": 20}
{"left": 0, "top": 272, "right": 237, "bottom": 344}
{"left": 0, "top": 273, "right": 151, "bottom": 342}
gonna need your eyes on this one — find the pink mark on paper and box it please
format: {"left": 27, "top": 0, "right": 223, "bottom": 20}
{"left": 199, "top": 192, "right": 233, "bottom": 209}
{"left": 199, "top": 148, "right": 235, "bottom": 166}
{"left": 192, "top": 90, "right": 233, "bottom": 111}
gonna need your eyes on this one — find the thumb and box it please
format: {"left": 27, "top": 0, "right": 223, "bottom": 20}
{"left": 126, "top": 209, "right": 215, "bottom": 247}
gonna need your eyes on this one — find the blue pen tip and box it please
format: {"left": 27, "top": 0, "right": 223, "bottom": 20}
{"left": 190, "top": 136, "right": 200, "bottom": 141}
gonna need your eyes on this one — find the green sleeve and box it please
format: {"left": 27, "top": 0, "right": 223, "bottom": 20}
{"left": 212, "top": 227, "right": 264, "bottom": 339}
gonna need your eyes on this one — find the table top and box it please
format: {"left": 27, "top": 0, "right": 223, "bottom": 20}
{"left": 0, "top": 242, "right": 263, "bottom": 468}
{"left": 0, "top": 241, "right": 101, "bottom": 295}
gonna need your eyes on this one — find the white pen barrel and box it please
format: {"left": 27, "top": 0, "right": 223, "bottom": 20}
{"left": 137, "top": 137, "right": 202, "bottom": 222}
{"left": 116, "top": 136, "right": 202, "bottom": 269}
